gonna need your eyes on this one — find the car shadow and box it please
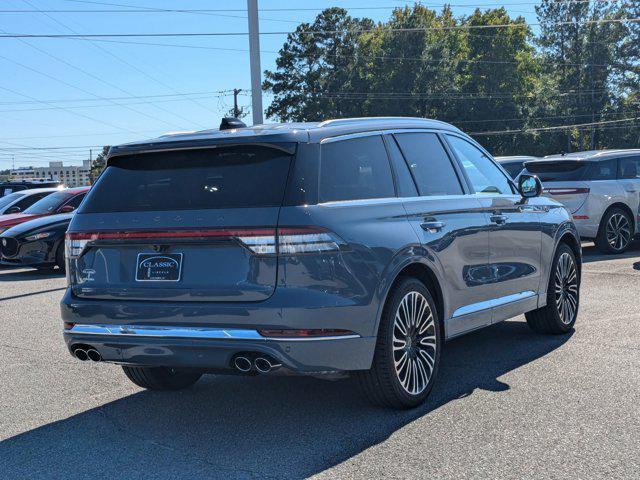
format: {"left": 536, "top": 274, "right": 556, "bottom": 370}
{"left": 581, "top": 239, "right": 640, "bottom": 264}
{"left": 0, "top": 320, "right": 572, "bottom": 479}
{"left": 0, "top": 267, "right": 64, "bottom": 282}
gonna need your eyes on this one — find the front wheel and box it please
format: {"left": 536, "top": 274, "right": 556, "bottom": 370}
{"left": 122, "top": 366, "right": 202, "bottom": 391}
{"left": 525, "top": 243, "right": 579, "bottom": 334}
{"left": 358, "top": 277, "right": 442, "bottom": 409}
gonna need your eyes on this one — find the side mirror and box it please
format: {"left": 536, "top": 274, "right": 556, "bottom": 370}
{"left": 5, "top": 206, "right": 21, "bottom": 214}
{"left": 58, "top": 205, "right": 75, "bottom": 213}
{"left": 518, "top": 174, "right": 542, "bottom": 198}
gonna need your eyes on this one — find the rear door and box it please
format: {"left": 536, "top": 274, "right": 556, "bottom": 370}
{"left": 391, "top": 131, "right": 493, "bottom": 337}
{"left": 68, "top": 144, "right": 295, "bottom": 302}
{"left": 445, "top": 134, "right": 542, "bottom": 322}
{"left": 617, "top": 156, "right": 640, "bottom": 233}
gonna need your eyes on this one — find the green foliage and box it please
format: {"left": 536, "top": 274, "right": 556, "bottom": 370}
{"left": 263, "top": 2, "right": 639, "bottom": 155}
{"left": 90, "top": 146, "right": 109, "bottom": 183}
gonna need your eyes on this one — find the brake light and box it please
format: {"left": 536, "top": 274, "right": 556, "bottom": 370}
{"left": 66, "top": 226, "right": 344, "bottom": 258}
{"left": 545, "top": 187, "right": 590, "bottom": 195}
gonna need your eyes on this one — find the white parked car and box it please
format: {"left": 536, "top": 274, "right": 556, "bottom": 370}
{"left": 0, "top": 188, "right": 59, "bottom": 216}
{"left": 495, "top": 155, "right": 540, "bottom": 179}
{"left": 522, "top": 149, "right": 640, "bottom": 254}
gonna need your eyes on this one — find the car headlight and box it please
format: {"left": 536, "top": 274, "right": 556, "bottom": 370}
{"left": 24, "top": 232, "right": 52, "bottom": 242}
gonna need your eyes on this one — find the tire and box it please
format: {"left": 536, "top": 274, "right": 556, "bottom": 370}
{"left": 55, "top": 242, "right": 66, "bottom": 273}
{"left": 525, "top": 243, "right": 579, "bottom": 334}
{"left": 594, "top": 207, "right": 633, "bottom": 254}
{"left": 358, "top": 277, "right": 442, "bottom": 409}
{"left": 122, "top": 366, "right": 203, "bottom": 391}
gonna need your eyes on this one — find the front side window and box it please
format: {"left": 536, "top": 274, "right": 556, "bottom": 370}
{"left": 0, "top": 193, "right": 24, "bottom": 210}
{"left": 618, "top": 157, "right": 640, "bottom": 179}
{"left": 447, "top": 135, "right": 513, "bottom": 194}
{"left": 394, "top": 133, "right": 463, "bottom": 196}
{"left": 319, "top": 135, "right": 395, "bottom": 202}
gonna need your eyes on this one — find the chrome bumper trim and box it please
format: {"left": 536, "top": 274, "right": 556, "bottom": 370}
{"left": 65, "top": 324, "right": 361, "bottom": 342}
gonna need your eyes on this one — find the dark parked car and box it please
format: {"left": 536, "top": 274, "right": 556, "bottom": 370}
{"left": 0, "top": 213, "right": 72, "bottom": 271}
{"left": 0, "top": 180, "right": 63, "bottom": 197}
{"left": 62, "top": 117, "right": 581, "bottom": 409}
{"left": 0, "top": 186, "right": 88, "bottom": 233}
{"left": 495, "top": 155, "right": 540, "bottom": 179}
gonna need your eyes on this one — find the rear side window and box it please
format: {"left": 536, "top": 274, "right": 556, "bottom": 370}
{"left": 586, "top": 160, "right": 616, "bottom": 180}
{"left": 618, "top": 157, "right": 640, "bottom": 179}
{"left": 524, "top": 161, "right": 588, "bottom": 182}
{"left": 394, "top": 133, "right": 463, "bottom": 196}
{"left": 319, "top": 135, "right": 395, "bottom": 202}
{"left": 80, "top": 145, "right": 294, "bottom": 213}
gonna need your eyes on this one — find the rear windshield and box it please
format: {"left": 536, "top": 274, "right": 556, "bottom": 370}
{"left": 80, "top": 145, "right": 295, "bottom": 213}
{"left": 524, "top": 161, "right": 588, "bottom": 182}
{"left": 500, "top": 161, "right": 524, "bottom": 179}
{"left": 24, "top": 190, "right": 74, "bottom": 214}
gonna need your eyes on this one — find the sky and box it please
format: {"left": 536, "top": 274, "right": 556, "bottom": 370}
{"left": 0, "top": 0, "right": 542, "bottom": 170}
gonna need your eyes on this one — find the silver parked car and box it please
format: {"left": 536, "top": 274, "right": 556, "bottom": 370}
{"left": 495, "top": 155, "right": 540, "bottom": 179}
{"left": 522, "top": 149, "right": 640, "bottom": 254}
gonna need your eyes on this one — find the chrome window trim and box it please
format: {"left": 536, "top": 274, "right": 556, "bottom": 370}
{"left": 66, "top": 324, "right": 361, "bottom": 342}
{"left": 319, "top": 131, "right": 384, "bottom": 144}
{"left": 452, "top": 290, "right": 536, "bottom": 318}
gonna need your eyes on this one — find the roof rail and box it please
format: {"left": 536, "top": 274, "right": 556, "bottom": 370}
{"left": 317, "top": 117, "right": 438, "bottom": 127}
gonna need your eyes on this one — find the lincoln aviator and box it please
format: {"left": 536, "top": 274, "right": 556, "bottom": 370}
{"left": 61, "top": 117, "right": 581, "bottom": 409}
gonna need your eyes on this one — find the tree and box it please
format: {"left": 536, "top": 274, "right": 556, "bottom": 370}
{"left": 90, "top": 146, "right": 109, "bottom": 183}
{"left": 263, "top": 8, "right": 374, "bottom": 121}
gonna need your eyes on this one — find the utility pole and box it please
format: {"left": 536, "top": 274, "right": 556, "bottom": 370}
{"left": 247, "top": 0, "right": 263, "bottom": 125}
{"left": 233, "top": 88, "right": 242, "bottom": 118}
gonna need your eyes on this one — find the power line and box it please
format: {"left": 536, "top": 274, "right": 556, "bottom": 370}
{"left": 19, "top": 0, "right": 211, "bottom": 126}
{"left": 1, "top": 17, "right": 638, "bottom": 39}
{"left": 470, "top": 116, "right": 640, "bottom": 136}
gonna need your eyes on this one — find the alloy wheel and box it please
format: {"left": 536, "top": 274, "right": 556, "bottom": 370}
{"left": 392, "top": 291, "right": 437, "bottom": 395}
{"left": 605, "top": 213, "right": 631, "bottom": 251}
{"left": 554, "top": 252, "right": 578, "bottom": 325}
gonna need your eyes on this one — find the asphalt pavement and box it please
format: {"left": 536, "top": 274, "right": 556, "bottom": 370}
{"left": 1, "top": 242, "right": 639, "bottom": 479}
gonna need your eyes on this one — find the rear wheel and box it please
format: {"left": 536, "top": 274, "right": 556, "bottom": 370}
{"left": 358, "top": 277, "right": 442, "bottom": 409}
{"left": 595, "top": 207, "right": 633, "bottom": 254}
{"left": 525, "top": 243, "right": 579, "bottom": 334}
{"left": 122, "top": 366, "right": 202, "bottom": 390}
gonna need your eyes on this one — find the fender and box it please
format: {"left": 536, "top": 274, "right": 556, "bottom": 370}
{"left": 371, "top": 242, "right": 448, "bottom": 338}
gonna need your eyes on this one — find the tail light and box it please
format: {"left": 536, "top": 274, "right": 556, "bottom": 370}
{"left": 544, "top": 187, "right": 590, "bottom": 195}
{"left": 66, "top": 226, "right": 344, "bottom": 259}
{"left": 238, "top": 227, "right": 344, "bottom": 255}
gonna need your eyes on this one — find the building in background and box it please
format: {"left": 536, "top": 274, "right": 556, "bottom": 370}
{"left": 9, "top": 160, "right": 91, "bottom": 187}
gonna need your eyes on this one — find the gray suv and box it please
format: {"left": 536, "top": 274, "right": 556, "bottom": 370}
{"left": 523, "top": 150, "right": 640, "bottom": 254}
{"left": 61, "top": 117, "right": 581, "bottom": 409}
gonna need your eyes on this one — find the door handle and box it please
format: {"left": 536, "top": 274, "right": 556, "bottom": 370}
{"left": 421, "top": 221, "right": 446, "bottom": 232}
{"left": 490, "top": 214, "right": 508, "bottom": 225}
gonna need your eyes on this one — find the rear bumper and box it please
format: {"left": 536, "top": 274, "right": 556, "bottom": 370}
{"left": 63, "top": 325, "right": 376, "bottom": 372}
{"left": 60, "top": 288, "right": 379, "bottom": 372}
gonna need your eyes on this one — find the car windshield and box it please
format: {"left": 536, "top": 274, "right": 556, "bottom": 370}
{"left": 80, "top": 145, "right": 295, "bottom": 213}
{"left": 523, "top": 161, "right": 588, "bottom": 182}
{"left": 24, "top": 190, "right": 72, "bottom": 214}
{"left": 0, "top": 192, "right": 24, "bottom": 209}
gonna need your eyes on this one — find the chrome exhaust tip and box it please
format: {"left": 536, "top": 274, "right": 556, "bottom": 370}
{"left": 234, "top": 356, "right": 252, "bottom": 372}
{"left": 255, "top": 357, "right": 278, "bottom": 373}
{"left": 86, "top": 349, "right": 102, "bottom": 362}
{"left": 74, "top": 349, "right": 88, "bottom": 361}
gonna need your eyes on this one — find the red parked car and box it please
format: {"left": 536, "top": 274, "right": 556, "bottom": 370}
{"left": 0, "top": 187, "right": 89, "bottom": 233}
